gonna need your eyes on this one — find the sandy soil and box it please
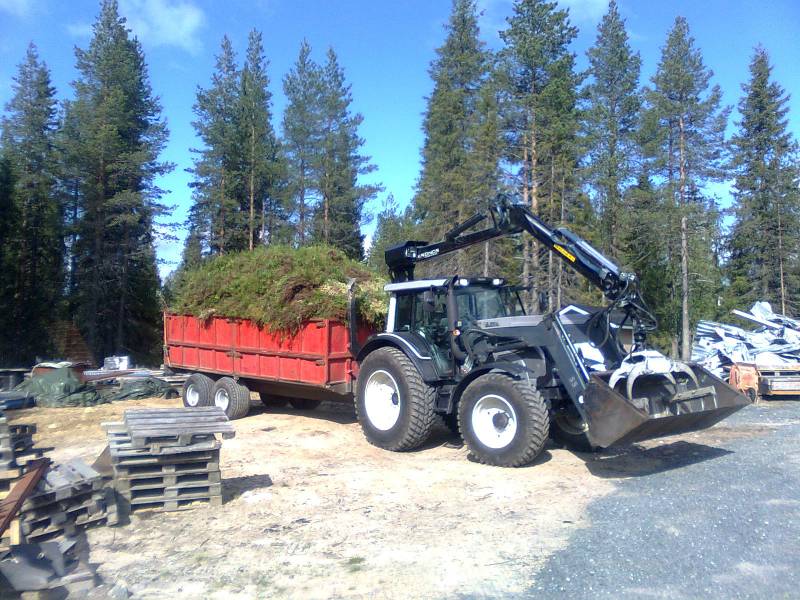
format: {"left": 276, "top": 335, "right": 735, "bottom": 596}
{"left": 5, "top": 397, "right": 673, "bottom": 599}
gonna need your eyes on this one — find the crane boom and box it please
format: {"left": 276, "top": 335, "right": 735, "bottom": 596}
{"left": 385, "top": 199, "right": 657, "bottom": 343}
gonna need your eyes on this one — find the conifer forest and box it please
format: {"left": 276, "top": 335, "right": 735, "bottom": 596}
{"left": 1, "top": 0, "right": 798, "bottom": 367}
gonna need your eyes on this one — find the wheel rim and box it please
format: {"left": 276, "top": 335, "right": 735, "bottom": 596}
{"left": 185, "top": 384, "right": 200, "bottom": 407}
{"left": 364, "top": 370, "right": 401, "bottom": 431}
{"left": 471, "top": 394, "right": 518, "bottom": 449}
{"left": 555, "top": 411, "right": 588, "bottom": 436}
{"left": 215, "top": 388, "right": 230, "bottom": 411}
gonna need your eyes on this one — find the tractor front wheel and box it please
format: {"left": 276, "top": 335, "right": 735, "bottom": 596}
{"left": 458, "top": 373, "right": 549, "bottom": 467}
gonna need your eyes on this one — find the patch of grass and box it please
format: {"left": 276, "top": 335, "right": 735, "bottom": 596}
{"left": 171, "top": 245, "right": 388, "bottom": 331}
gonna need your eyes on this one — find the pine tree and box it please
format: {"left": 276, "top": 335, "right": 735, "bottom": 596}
{"left": 367, "top": 194, "right": 417, "bottom": 276}
{"left": 414, "top": 0, "right": 490, "bottom": 276}
{"left": 62, "top": 0, "right": 171, "bottom": 363}
{"left": 581, "top": 0, "right": 641, "bottom": 261}
{"left": 727, "top": 47, "right": 800, "bottom": 314}
{"left": 190, "top": 35, "right": 244, "bottom": 255}
{"left": 500, "top": 0, "right": 580, "bottom": 309}
{"left": 644, "top": 16, "right": 729, "bottom": 359}
{"left": 0, "top": 155, "right": 18, "bottom": 363}
{"left": 0, "top": 43, "right": 63, "bottom": 364}
{"left": 283, "top": 40, "right": 323, "bottom": 246}
{"left": 238, "top": 29, "right": 284, "bottom": 250}
{"left": 312, "top": 48, "right": 380, "bottom": 259}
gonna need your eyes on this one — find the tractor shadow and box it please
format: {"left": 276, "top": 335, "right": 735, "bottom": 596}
{"left": 577, "top": 440, "right": 733, "bottom": 478}
{"left": 248, "top": 400, "right": 358, "bottom": 425}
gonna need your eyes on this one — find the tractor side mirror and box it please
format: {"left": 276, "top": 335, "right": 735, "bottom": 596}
{"left": 422, "top": 290, "right": 436, "bottom": 313}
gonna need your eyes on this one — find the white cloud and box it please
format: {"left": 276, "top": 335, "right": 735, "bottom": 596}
{"left": 557, "top": 0, "right": 607, "bottom": 23}
{"left": 0, "top": 0, "right": 34, "bottom": 17}
{"left": 119, "top": 0, "right": 206, "bottom": 54}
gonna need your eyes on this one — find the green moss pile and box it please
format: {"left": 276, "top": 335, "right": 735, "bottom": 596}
{"left": 170, "top": 245, "right": 388, "bottom": 331}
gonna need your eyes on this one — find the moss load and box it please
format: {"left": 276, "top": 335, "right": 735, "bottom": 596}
{"left": 170, "top": 245, "right": 388, "bottom": 331}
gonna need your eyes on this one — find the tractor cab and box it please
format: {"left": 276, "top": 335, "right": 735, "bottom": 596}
{"left": 385, "top": 277, "right": 525, "bottom": 377}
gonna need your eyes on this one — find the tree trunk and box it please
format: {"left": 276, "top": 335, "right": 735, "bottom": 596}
{"left": 778, "top": 210, "right": 787, "bottom": 314}
{"left": 529, "top": 114, "right": 539, "bottom": 312}
{"left": 483, "top": 241, "right": 489, "bottom": 277}
{"left": 678, "top": 116, "right": 691, "bottom": 361}
{"left": 521, "top": 135, "right": 530, "bottom": 308}
{"left": 249, "top": 124, "right": 256, "bottom": 251}
{"left": 298, "top": 162, "right": 306, "bottom": 245}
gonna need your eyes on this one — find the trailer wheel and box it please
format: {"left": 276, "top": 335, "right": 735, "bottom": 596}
{"left": 212, "top": 377, "right": 251, "bottom": 420}
{"left": 259, "top": 393, "right": 288, "bottom": 408}
{"left": 458, "top": 373, "right": 549, "bottom": 467}
{"left": 355, "top": 347, "right": 436, "bottom": 451}
{"left": 183, "top": 374, "right": 214, "bottom": 408}
{"left": 289, "top": 399, "right": 321, "bottom": 410}
{"left": 550, "top": 408, "right": 597, "bottom": 453}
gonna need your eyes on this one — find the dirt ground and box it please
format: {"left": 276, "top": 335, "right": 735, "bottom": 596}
{"left": 6, "top": 397, "right": 745, "bottom": 599}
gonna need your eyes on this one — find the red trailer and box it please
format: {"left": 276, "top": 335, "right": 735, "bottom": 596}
{"left": 164, "top": 313, "right": 375, "bottom": 419}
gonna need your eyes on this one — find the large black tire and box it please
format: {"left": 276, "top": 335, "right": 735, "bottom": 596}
{"left": 458, "top": 373, "right": 549, "bottom": 467}
{"left": 212, "top": 377, "right": 251, "bottom": 420}
{"left": 549, "top": 407, "right": 597, "bottom": 453}
{"left": 289, "top": 398, "right": 321, "bottom": 410}
{"left": 355, "top": 347, "right": 436, "bottom": 451}
{"left": 183, "top": 373, "right": 214, "bottom": 408}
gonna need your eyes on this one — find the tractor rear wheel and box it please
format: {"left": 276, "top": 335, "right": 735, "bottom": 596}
{"left": 458, "top": 373, "right": 549, "bottom": 467}
{"left": 355, "top": 347, "right": 436, "bottom": 451}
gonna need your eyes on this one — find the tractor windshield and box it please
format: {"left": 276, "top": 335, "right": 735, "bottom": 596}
{"left": 455, "top": 285, "right": 525, "bottom": 322}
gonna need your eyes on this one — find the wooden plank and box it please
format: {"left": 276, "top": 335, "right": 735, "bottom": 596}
{"left": 127, "top": 482, "right": 221, "bottom": 502}
{"left": 109, "top": 447, "right": 220, "bottom": 466}
{"left": 0, "top": 457, "right": 49, "bottom": 538}
{"left": 112, "top": 458, "right": 219, "bottom": 478}
{"left": 114, "top": 470, "right": 220, "bottom": 492}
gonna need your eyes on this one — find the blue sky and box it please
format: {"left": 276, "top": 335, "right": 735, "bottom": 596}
{"left": 1, "top": 0, "right": 799, "bottom": 277}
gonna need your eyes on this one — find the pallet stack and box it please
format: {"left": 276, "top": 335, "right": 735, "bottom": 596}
{"left": 18, "top": 459, "right": 118, "bottom": 543}
{"left": 0, "top": 411, "right": 48, "bottom": 549}
{"left": 105, "top": 407, "right": 235, "bottom": 513}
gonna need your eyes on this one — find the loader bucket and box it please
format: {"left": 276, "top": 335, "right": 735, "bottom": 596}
{"left": 580, "top": 364, "right": 751, "bottom": 448}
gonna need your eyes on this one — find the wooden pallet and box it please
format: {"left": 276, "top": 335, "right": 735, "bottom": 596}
{"left": 114, "top": 469, "right": 221, "bottom": 492}
{"left": 112, "top": 456, "right": 220, "bottom": 480}
{"left": 126, "top": 494, "right": 223, "bottom": 513}
{"left": 125, "top": 482, "right": 221, "bottom": 503}
{"left": 122, "top": 407, "right": 235, "bottom": 450}
{"left": 24, "top": 459, "right": 104, "bottom": 504}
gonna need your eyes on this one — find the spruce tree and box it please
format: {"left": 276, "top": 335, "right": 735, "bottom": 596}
{"left": 238, "top": 29, "right": 283, "bottom": 250}
{"left": 500, "top": 0, "right": 580, "bottom": 309}
{"left": 190, "top": 35, "right": 244, "bottom": 254}
{"left": 581, "top": 0, "right": 641, "bottom": 260}
{"left": 727, "top": 47, "right": 800, "bottom": 314}
{"left": 62, "top": 0, "right": 171, "bottom": 363}
{"left": 0, "top": 43, "right": 63, "bottom": 364}
{"left": 645, "top": 16, "right": 729, "bottom": 359}
{"left": 0, "top": 155, "right": 18, "bottom": 363}
{"left": 367, "top": 194, "right": 416, "bottom": 277}
{"left": 414, "top": 0, "right": 489, "bottom": 276}
{"left": 312, "top": 48, "right": 380, "bottom": 259}
{"left": 283, "top": 40, "right": 323, "bottom": 246}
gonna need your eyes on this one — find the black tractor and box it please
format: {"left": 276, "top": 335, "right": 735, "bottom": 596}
{"left": 353, "top": 199, "right": 750, "bottom": 467}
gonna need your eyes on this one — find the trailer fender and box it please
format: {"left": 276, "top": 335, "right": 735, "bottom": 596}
{"left": 356, "top": 333, "right": 441, "bottom": 384}
{"left": 448, "top": 362, "right": 537, "bottom": 414}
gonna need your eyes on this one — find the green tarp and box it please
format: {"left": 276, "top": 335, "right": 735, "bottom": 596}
{"left": 15, "top": 367, "right": 105, "bottom": 407}
{"left": 14, "top": 369, "right": 176, "bottom": 407}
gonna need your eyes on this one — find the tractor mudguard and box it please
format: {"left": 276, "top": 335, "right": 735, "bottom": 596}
{"left": 450, "top": 361, "right": 534, "bottom": 411}
{"left": 357, "top": 333, "right": 441, "bottom": 384}
{"left": 578, "top": 364, "right": 751, "bottom": 448}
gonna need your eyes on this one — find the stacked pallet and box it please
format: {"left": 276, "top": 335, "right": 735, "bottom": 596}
{"left": 105, "top": 407, "right": 234, "bottom": 513}
{"left": 18, "top": 459, "right": 118, "bottom": 543}
{"left": 0, "top": 416, "right": 45, "bottom": 498}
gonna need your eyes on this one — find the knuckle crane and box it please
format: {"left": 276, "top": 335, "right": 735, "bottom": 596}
{"left": 352, "top": 197, "right": 750, "bottom": 467}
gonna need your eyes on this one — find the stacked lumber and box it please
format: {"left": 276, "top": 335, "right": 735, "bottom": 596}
{"left": 18, "top": 459, "right": 118, "bottom": 543}
{"left": 105, "top": 407, "right": 234, "bottom": 513}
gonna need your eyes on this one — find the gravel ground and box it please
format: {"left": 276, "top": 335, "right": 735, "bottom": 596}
{"left": 527, "top": 400, "right": 800, "bottom": 600}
